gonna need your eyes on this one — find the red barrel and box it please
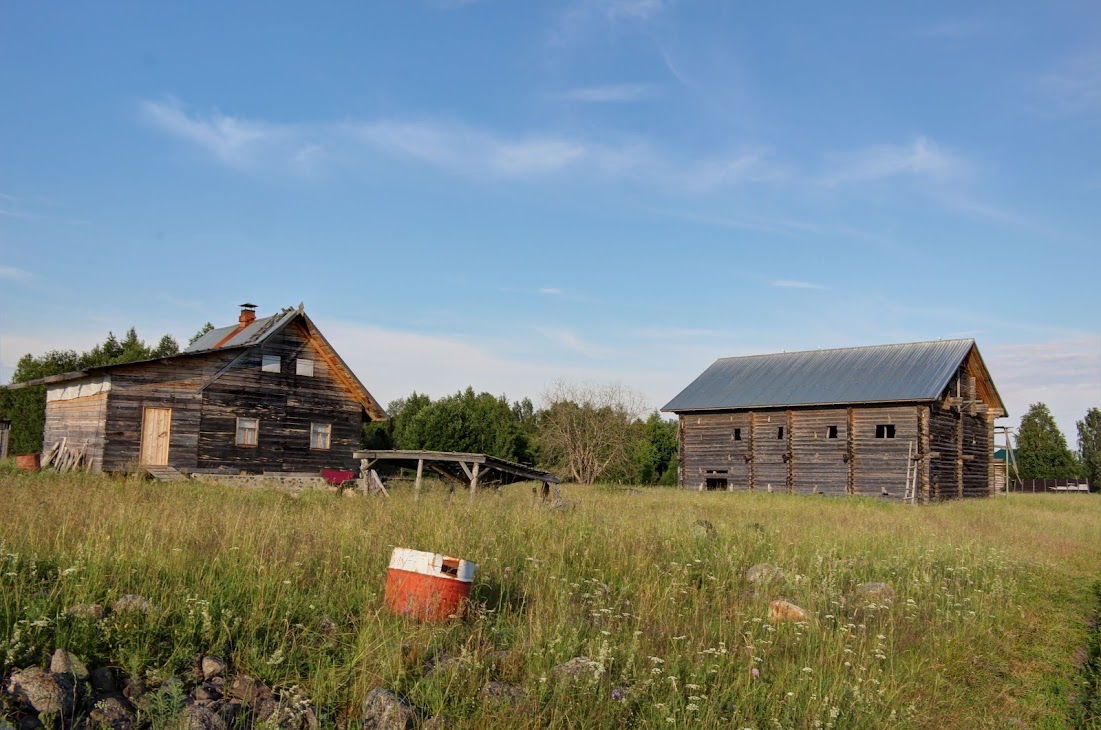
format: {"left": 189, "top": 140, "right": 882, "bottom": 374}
{"left": 384, "top": 548, "right": 476, "bottom": 622}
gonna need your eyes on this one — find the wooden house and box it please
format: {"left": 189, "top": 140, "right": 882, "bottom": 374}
{"left": 8, "top": 304, "right": 386, "bottom": 475}
{"left": 662, "top": 340, "right": 1006, "bottom": 501}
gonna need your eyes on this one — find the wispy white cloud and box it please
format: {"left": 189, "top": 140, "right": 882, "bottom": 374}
{"left": 539, "top": 287, "right": 563, "bottom": 296}
{"left": 913, "top": 19, "right": 988, "bottom": 39}
{"left": 821, "top": 136, "right": 967, "bottom": 186}
{"left": 536, "top": 327, "right": 613, "bottom": 358}
{"left": 1029, "top": 51, "right": 1101, "bottom": 123}
{"left": 772, "top": 279, "right": 826, "bottom": 290}
{"left": 354, "top": 120, "right": 588, "bottom": 177}
{"left": 985, "top": 338, "right": 1101, "bottom": 439}
{"left": 550, "top": 83, "right": 661, "bottom": 103}
{"left": 0, "top": 265, "right": 32, "bottom": 280}
{"left": 550, "top": 0, "right": 672, "bottom": 47}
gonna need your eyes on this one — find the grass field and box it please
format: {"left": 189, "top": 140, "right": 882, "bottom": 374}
{"left": 1, "top": 463, "right": 1099, "bottom": 728}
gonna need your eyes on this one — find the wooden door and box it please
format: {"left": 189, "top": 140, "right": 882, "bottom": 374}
{"left": 140, "top": 407, "right": 172, "bottom": 466}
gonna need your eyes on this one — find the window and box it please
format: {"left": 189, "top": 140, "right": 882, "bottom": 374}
{"left": 875, "top": 424, "right": 896, "bottom": 439}
{"left": 777, "top": 426, "right": 785, "bottom": 439}
{"left": 733, "top": 428, "right": 742, "bottom": 441}
{"left": 261, "top": 354, "right": 281, "bottom": 373}
{"left": 310, "top": 422, "right": 331, "bottom": 450}
{"left": 235, "top": 417, "right": 258, "bottom": 447}
{"left": 296, "top": 358, "right": 314, "bottom": 377}
{"left": 827, "top": 425, "right": 838, "bottom": 439}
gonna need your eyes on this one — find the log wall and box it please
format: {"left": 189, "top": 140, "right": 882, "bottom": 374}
{"left": 102, "top": 351, "right": 238, "bottom": 472}
{"left": 679, "top": 404, "right": 924, "bottom": 499}
{"left": 197, "top": 322, "right": 365, "bottom": 473}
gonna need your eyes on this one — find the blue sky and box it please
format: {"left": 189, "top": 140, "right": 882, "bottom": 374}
{"left": 1, "top": 1, "right": 1098, "bottom": 441}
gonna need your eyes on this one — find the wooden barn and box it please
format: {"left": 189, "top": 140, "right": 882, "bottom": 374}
{"left": 662, "top": 339, "right": 1006, "bottom": 501}
{"left": 7, "top": 304, "right": 386, "bottom": 475}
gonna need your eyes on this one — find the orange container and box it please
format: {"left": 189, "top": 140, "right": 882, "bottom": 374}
{"left": 384, "top": 548, "right": 476, "bottom": 622}
{"left": 15, "top": 454, "right": 40, "bottom": 471}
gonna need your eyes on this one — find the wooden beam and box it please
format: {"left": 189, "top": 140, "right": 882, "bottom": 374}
{"left": 458, "top": 461, "right": 474, "bottom": 480}
{"left": 470, "top": 462, "right": 480, "bottom": 495}
{"left": 414, "top": 458, "right": 424, "bottom": 501}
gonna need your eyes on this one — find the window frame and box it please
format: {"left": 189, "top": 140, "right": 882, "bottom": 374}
{"left": 296, "top": 358, "right": 315, "bottom": 377}
{"left": 261, "top": 354, "right": 281, "bottom": 373}
{"left": 235, "top": 417, "right": 259, "bottom": 447}
{"left": 310, "top": 422, "right": 332, "bottom": 451}
{"left": 875, "top": 424, "right": 896, "bottom": 439}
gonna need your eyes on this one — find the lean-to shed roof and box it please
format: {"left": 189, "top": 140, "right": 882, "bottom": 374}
{"left": 662, "top": 339, "right": 1005, "bottom": 414}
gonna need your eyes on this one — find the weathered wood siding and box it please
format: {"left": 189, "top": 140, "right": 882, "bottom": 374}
{"left": 197, "top": 322, "right": 365, "bottom": 472}
{"left": 679, "top": 405, "right": 922, "bottom": 499}
{"left": 43, "top": 392, "right": 108, "bottom": 472}
{"left": 790, "top": 408, "right": 849, "bottom": 495}
{"left": 850, "top": 406, "right": 918, "bottom": 497}
{"left": 928, "top": 369, "right": 995, "bottom": 499}
{"left": 102, "top": 352, "right": 238, "bottom": 472}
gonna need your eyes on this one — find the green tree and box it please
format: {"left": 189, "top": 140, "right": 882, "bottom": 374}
{"left": 188, "top": 322, "right": 215, "bottom": 346}
{"left": 1077, "top": 407, "right": 1101, "bottom": 491}
{"left": 536, "top": 381, "right": 647, "bottom": 485}
{"left": 1015, "top": 403, "right": 1078, "bottom": 480}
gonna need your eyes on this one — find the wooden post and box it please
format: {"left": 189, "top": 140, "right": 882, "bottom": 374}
{"left": 748, "top": 411, "right": 757, "bottom": 490}
{"left": 470, "top": 462, "right": 479, "bottom": 495}
{"left": 846, "top": 407, "right": 855, "bottom": 495}
{"left": 414, "top": 458, "right": 424, "bottom": 500}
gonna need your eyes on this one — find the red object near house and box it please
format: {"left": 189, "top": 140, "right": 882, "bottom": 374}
{"left": 321, "top": 468, "right": 355, "bottom": 486}
{"left": 15, "top": 454, "right": 40, "bottom": 471}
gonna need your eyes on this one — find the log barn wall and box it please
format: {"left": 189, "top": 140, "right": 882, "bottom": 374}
{"left": 680, "top": 405, "right": 924, "bottom": 498}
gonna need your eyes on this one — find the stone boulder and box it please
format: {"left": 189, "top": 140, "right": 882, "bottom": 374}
{"left": 111, "top": 594, "right": 152, "bottom": 614}
{"left": 480, "top": 682, "right": 525, "bottom": 704}
{"left": 746, "top": 563, "right": 784, "bottom": 584}
{"left": 66, "top": 603, "right": 105, "bottom": 620}
{"left": 200, "top": 656, "right": 227, "bottom": 681}
{"left": 552, "top": 657, "right": 604, "bottom": 681}
{"left": 360, "top": 687, "right": 417, "bottom": 730}
{"left": 88, "top": 693, "right": 137, "bottom": 730}
{"left": 854, "top": 581, "right": 896, "bottom": 604}
{"left": 50, "top": 648, "right": 89, "bottom": 683}
{"left": 769, "top": 599, "right": 811, "bottom": 623}
{"left": 5, "top": 666, "right": 76, "bottom": 717}
{"left": 692, "top": 519, "right": 716, "bottom": 537}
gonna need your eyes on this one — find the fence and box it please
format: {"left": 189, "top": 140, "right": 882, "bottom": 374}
{"left": 1013, "top": 478, "right": 1091, "bottom": 493}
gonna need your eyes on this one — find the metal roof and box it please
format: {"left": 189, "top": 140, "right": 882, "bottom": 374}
{"left": 185, "top": 307, "right": 299, "bottom": 353}
{"left": 662, "top": 339, "right": 977, "bottom": 412}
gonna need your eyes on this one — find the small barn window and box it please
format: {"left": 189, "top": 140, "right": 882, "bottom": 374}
{"left": 827, "top": 425, "right": 838, "bottom": 439}
{"left": 296, "top": 358, "right": 315, "bottom": 377}
{"left": 777, "top": 426, "right": 785, "bottom": 439}
{"left": 310, "top": 422, "right": 332, "bottom": 450}
{"left": 875, "top": 424, "right": 896, "bottom": 439}
{"left": 235, "top": 417, "right": 259, "bottom": 447}
{"left": 261, "top": 355, "right": 281, "bottom": 373}
{"left": 733, "top": 428, "right": 742, "bottom": 441}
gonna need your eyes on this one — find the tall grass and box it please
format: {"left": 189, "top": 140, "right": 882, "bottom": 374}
{"left": 1, "top": 464, "right": 1098, "bottom": 728}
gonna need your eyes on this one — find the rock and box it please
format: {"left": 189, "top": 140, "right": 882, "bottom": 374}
{"left": 692, "top": 519, "right": 716, "bottom": 537}
{"left": 480, "top": 681, "right": 525, "bottom": 704}
{"left": 746, "top": 563, "right": 784, "bottom": 584}
{"left": 552, "top": 657, "right": 604, "bottom": 681}
{"left": 50, "top": 648, "right": 90, "bottom": 682}
{"left": 121, "top": 676, "right": 145, "bottom": 702}
{"left": 769, "top": 599, "right": 811, "bottom": 623}
{"left": 227, "top": 674, "right": 272, "bottom": 704}
{"left": 111, "top": 594, "right": 152, "bottom": 614}
{"left": 218, "top": 701, "right": 245, "bottom": 727}
{"left": 360, "top": 687, "right": 417, "bottom": 730}
{"left": 6, "top": 666, "right": 76, "bottom": 717}
{"left": 18, "top": 719, "right": 42, "bottom": 730}
{"left": 318, "top": 616, "right": 338, "bottom": 635}
{"left": 67, "top": 603, "right": 105, "bottom": 620}
{"left": 200, "top": 656, "right": 227, "bottom": 681}
{"left": 90, "top": 667, "right": 117, "bottom": 694}
{"left": 422, "top": 716, "right": 453, "bottom": 730}
{"left": 193, "top": 682, "right": 222, "bottom": 702}
{"left": 854, "top": 582, "right": 896, "bottom": 604}
{"left": 181, "top": 704, "right": 227, "bottom": 730}
{"left": 88, "top": 693, "right": 137, "bottom": 730}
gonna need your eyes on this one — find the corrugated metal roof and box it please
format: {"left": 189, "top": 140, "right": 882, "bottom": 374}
{"left": 185, "top": 308, "right": 298, "bottom": 353}
{"left": 662, "top": 339, "right": 976, "bottom": 412}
